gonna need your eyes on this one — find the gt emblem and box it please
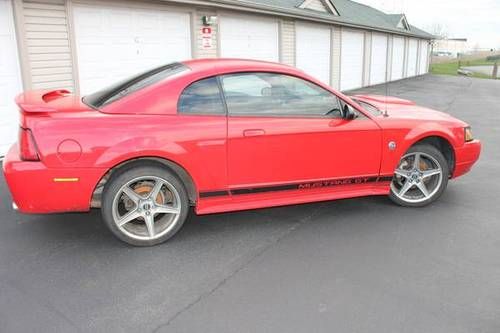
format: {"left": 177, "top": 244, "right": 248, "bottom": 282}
{"left": 388, "top": 141, "right": 397, "bottom": 150}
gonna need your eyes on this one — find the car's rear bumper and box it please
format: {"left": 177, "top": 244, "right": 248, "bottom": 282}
{"left": 452, "top": 139, "right": 481, "bottom": 178}
{"left": 3, "top": 145, "right": 106, "bottom": 214}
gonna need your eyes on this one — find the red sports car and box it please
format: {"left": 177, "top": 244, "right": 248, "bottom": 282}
{"left": 3, "top": 59, "right": 481, "bottom": 246}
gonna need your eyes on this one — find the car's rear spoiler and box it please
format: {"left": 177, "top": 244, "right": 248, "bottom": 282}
{"left": 15, "top": 89, "right": 71, "bottom": 114}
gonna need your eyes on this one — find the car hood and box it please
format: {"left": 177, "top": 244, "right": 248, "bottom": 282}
{"left": 353, "top": 94, "right": 466, "bottom": 125}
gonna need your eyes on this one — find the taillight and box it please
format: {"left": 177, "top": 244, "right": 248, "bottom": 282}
{"left": 19, "top": 127, "right": 40, "bottom": 161}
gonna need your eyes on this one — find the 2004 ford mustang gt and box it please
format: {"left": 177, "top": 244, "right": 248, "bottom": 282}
{"left": 3, "top": 59, "right": 481, "bottom": 246}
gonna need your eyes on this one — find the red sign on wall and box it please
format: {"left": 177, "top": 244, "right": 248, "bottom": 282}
{"left": 201, "top": 27, "right": 212, "bottom": 49}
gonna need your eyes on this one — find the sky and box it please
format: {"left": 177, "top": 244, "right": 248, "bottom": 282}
{"left": 354, "top": 0, "right": 500, "bottom": 49}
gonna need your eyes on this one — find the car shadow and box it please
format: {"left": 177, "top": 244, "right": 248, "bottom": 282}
{"left": 1, "top": 160, "right": 457, "bottom": 252}
{"left": 3, "top": 195, "right": 393, "bottom": 246}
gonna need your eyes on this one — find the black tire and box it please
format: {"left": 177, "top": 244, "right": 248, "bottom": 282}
{"left": 101, "top": 163, "right": 189, "bottom": 246}
{"left": 389, "top": 144, "right": 449, "bottom": 207}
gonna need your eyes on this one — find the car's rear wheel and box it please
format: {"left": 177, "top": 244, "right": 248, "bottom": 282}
{"left": 101, "top": 164, "right": 189, "bottom": 246}
{"left": 389, "top": 144, "right": 449, "bottom": 207}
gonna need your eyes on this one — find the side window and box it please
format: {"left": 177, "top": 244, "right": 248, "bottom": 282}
{"left": 221, "top": 73, "right": 342, "bottom": 117}
{"left": 178, "top": 77, "right": 225, "bottom": 115}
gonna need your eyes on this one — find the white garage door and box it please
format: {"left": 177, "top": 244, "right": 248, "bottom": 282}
{"left": 219, "top": 15, "right": 279, "bottom": 62}
{"left": 340, "top": 30, "right": 364, "bottom": 91}
{"left": 73, "top": 4, "right": 192, "bottom": 95}
{"left": 0, "top": 0, "right": 23, "bottom": 156}
{"left": 296, "top": 23, "right": 331, "bottom": 84}
{"left": 419, "top": 40, "right": 429, "bottom": 75}
{"left": 407, "top": 38, "right": 418, "bottom": 77}
{"left": 391, "top": 36, "right": 405, "bottom": 81}
{"left": 370, "top": 33, "right": 388, "bottom": 85}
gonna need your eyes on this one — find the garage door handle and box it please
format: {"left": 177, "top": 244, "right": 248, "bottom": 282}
{"left": 243, "top": 129, "right": 265, "bottom": 137}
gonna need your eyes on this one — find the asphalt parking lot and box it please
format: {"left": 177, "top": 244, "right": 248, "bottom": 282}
{"left": 1, "top": 74, "right": 499, "bottom": 332}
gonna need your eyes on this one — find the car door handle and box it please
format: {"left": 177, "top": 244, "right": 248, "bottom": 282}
{"left": 243, "top": 129, "right": 265, "bottom": 137}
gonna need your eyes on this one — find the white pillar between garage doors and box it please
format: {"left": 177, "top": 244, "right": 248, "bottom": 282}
{"left": 386, "top": 35, "right": 393, "bottom": 81}
{"left": 403, "top": 37, "right": 409, "bottom": 77}
{"left": 330, "top": 26, "right": 341, "bottom": 90}
{"left": 363, "top": 31, "right": 372, "bottom": 87}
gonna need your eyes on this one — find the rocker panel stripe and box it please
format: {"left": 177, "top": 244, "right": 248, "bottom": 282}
{"left": 199, "top": 176, "right": 393, "bottom": 198}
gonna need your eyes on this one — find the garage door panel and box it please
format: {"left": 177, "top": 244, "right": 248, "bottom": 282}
{"left": 137, "top": 13, "right": 161, "bottom": 30}
{"left": 391, "top": 36, "right": 404, "bottom": 81}
{"left": 370, "top": 33, "right": 388, "bottom": 85}
{"left": 296, "top": 23, "right": 331, "bottom": 84}
{"left": 73, "top": 4, "right": 192, "bottom": 94}
{"left": 73, "top": 7, "right": 103, "bottom": 35}
{"left": 220, "top": 16, "right": 279, "bottom": 62}
{"left": 0, "top": 0, "right": 23, "bottom": 156}
{"left": 341, "top": 31, "right": 364, "bottom": 91}
{"left": 77, "top": 43, "right": 136, "bottom": 67}
{"left": 110, "top": 12, "right": 133, "bottom": 31}
{"left": 0, "top": 83, "right": 8, "bottom": 107}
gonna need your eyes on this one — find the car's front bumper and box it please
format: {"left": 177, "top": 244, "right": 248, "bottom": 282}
{"left": 452, "top": 139, "right": 481, "bottom": 178}
{"left": 3, "top": 145, "right": 106, "bottom": 214}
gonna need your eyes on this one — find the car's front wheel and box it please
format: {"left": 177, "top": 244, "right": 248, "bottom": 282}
{"left": 101, "top": 164, "right": 189, "bottom": 246}
{"left": 389, "top": 144, "right": 449, "bottom": 207}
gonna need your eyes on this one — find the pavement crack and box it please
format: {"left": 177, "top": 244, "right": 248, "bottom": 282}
{"left": 443, "top": 76, "right": 473, "bottom": 112}
{"left": 152, "top": 203, "right": 327, "bottom": 332}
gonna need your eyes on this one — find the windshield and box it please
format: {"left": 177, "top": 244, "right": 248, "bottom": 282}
{"left": 83, "top": 62, "right": 189, "bottom": 108}
{"left": 351, "top": 98, "right": 381, "bottom": 116}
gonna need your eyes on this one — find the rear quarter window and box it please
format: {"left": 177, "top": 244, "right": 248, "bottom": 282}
{"left": 178, "top": 77, "right": 226, "bottom": 115}
{"left": 83, "top": 62, "right": 188, "bottom": 108}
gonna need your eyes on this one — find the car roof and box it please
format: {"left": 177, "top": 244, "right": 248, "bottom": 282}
{"left": 181, "top": 58, "right": 301, "bottom": 75}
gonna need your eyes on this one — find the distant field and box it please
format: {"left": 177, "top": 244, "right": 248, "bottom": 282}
{"left": 430, "top": 58, "right": 498, "bottom": 79}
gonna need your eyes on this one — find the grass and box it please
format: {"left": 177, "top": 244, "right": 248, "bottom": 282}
{"left": 430, "top": 58, "right": 498, "bottom": 79}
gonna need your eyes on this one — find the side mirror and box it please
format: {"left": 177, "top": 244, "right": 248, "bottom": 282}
{"left": 343, "top": 104, "right": 358, "bottom": 120}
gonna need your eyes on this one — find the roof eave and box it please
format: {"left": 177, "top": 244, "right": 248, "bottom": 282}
{"left": 164, "top": 0, "right": 434, "bottom": 39}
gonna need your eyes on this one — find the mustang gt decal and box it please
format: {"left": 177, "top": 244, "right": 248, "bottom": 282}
{"left": 200, "top": 176, "right": 394, "bottom": 198}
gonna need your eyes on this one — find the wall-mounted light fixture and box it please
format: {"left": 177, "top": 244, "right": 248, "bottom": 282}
{"left": 202, "top": 15, "right": 218, "bottom": 26}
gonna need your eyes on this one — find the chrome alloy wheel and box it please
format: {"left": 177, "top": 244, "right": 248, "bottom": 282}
{"left": 390, "top": 152, "right": 443, "bottom": 204}
{"left": 112, "top": 176, "right": 181, "bottom": 241}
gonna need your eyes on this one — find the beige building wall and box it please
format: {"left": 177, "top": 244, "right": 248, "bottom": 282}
{"left": 434, "top": 39, "right": 468, "bottom": 56}
{"left": 195, "top": 8, "right": 218, "bottom": 59}
{"left": 14, "top": 0, "right": 75, "bottom": 90}
{"left": 303, "top": 0, "right": 329, "bottom": 12}
{"left": 280, "top": 19, "right": 295, "bottom": 66}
